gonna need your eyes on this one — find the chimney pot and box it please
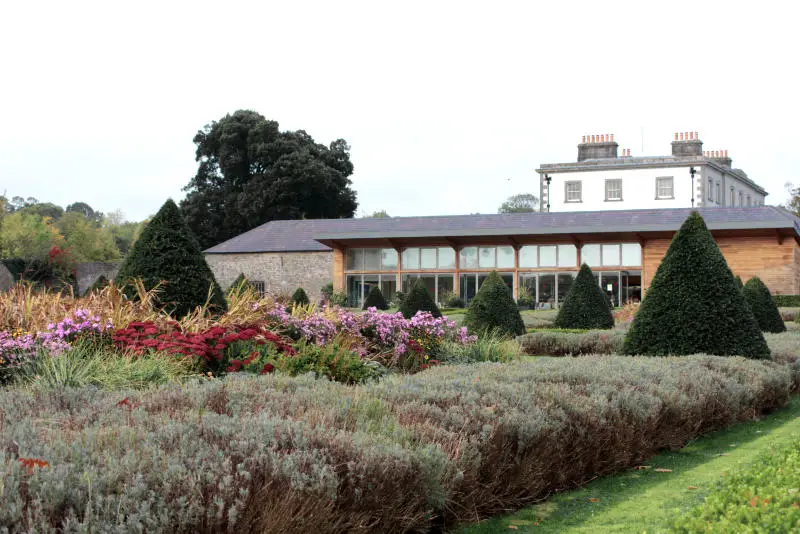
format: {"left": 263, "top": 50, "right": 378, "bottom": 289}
{"left": 724, "top": 149, "right": 728, "bottom": 157}
{"left": 582, "top": 135, "right": 586, "bottom": 143}
{"left": 689, "top": 132, "right": 694, "bottom": 140}
{"left": 591, "top": 135, "right": 595, "bottom": 143}
{"left": 674, "top": 132, "right": 679, "bottom": 141}
{"left": 695, "top": 131, "right": 699, "bottom": 139}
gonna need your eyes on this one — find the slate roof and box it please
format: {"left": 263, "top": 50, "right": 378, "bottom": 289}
{"left": 204, "top": 206, "right": 800, "bottom": 254}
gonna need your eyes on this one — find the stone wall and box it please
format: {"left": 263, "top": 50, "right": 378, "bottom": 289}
{"left": 0, "top": 263, "right": 14, "bottom": 292}
{"left": 205, "top": 251, "right": 333, "bottom": 301}
{"left": 76, "top": 262, "right": 121, "bottom": 295}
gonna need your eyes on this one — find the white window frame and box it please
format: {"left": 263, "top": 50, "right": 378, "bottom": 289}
{"left": 605, "top": 179, "right": 623, "bottom": 201}
{"left": 655, "top": 176, "right": 674, "bottom": 200}
{"left": 565, "top": 181, "right": 582, "bottom": 203}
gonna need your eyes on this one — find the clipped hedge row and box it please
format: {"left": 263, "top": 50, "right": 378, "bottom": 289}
{"left": 773, "top": 294, "right": 800, "bottom": 307}
{"left": 0, "top": 356, "right": 793, "bottom": 532}
{"left": 518, "top": 329, "right": 625, "bottom": 356}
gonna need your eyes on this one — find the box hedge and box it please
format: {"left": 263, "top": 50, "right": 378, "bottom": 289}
{"left": 623, "top": 212, "right": 769, "bottom": 359}
{"left": 553, "top": 264, "right": 614, "bottom": 330}
{"left": 362, "top": 286, "right": 389, "bottom": 310}
{"left": 743, "top": 277, "right": 786, "bottom": 333}
{"left": 463, "top": 271, "right": 525, "bottom": 336}
{"left": 400, "top": 278, "right": 441, "bottom": 319}
{"left": 114, "top": 199, "right": 227, "bottom": 317}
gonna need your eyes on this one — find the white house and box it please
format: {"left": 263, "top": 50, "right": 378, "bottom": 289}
{"left": 536, "top": 132, "right": 767, "bottom": 212}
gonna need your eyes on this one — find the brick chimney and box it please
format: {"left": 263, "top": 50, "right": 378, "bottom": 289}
{"left": 578, "top": 133, "right": 618, "bottom": 161}
{"left": 703, "top": 149, "right": 732, "bottom": 168}
{"left": 671, "top": 131, "right": 703, "bottom": 157}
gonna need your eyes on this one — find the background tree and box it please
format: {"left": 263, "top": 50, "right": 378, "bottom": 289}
{"left": 498, "top": 193, "right": 539, "bottom": 214}
{"left": 364, "top": 209, "right": 390, "bottom": 218}
{"left": 57, "top": 212, "right": 120, "bottom": 261}
{"left": 115, "top": 199, "right": 227, "bottom": 317}
{"left": 623, "top": 212, "right": 769, "bottom": 359}
{"left": 181, "top": 110, "right": 358, "bottom": 249}
{"left": 0, "top": 211, "right": 63, "bottom": 260}
{"left": 463, "top": 271, "right": 525, "bottom": 336}
{"left": 783, "top": 182, "right": 800, "bottom": 217}
{"left": 18, "top": 202, "right": 64, "bottom": 221}
{"left": 742, "top": 277, "right": 786, "bottom": 333}
{"left": 66, "top": 202, "right": 103, "bottom": 226}
{"left": 554, "top": 264, "right": 615, "bottom": 329}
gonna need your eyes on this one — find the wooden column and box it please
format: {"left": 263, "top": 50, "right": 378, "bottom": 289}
{"left": 513, "top": 246, "right": 520, "bottom": 300}
{"left": 333, "top": 248, "right": 345, "bottom": 292}
{"left": 453, "top": 245, "right": 460, "bottom": 297}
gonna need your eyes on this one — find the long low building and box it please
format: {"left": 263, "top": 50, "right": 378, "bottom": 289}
{"left": 204, "top": 207, "right": 800, "bottom": 308}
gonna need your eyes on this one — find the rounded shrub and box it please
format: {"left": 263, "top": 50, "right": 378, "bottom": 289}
{"left": 553, "top": 264, "right": 614, "bottom": 330}
{"left": 362, "top": 286, "right": 389, "bottom": 310}
{"left": 743, "top": 277, "right": 786, "bottom": 333}
{"left": 463, "top": 271, "right": 524, "bottom": 337}
{"left": 114, "top": 199, "right": 227, "bottom": 318}
{"left": 292, "top": 287, "right": 310, "bottom": 307}
{"left": 400, "top": 278, "right": 441, "bottom": 319}
{"left": 623, "top": 211, "right": 769, "bottom": 359}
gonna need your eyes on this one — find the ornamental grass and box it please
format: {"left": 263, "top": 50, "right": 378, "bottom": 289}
{"left": 0, "top": 356, "right": 793, "bottom": 532}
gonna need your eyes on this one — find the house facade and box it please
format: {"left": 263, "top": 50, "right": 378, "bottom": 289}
{"left": 205, "top": 207, "right": 800, "bottom": 308}
{"left": 537, "top": 133, "right": 767, "bottom": 213}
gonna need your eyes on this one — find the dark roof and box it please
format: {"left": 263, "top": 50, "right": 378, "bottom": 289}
{"left": 204, "top": 206, "right": 800, "bottom": 254}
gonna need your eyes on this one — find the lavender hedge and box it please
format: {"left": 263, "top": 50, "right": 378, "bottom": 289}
{"left": 0, "top": 355, "right": 794, "bottom": 532}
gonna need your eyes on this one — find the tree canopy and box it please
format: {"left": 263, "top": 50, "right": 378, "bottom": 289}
{"left": 498, "top": 193, "right": 539, "bottom": 214}
{"left": 66, "top": 202, "right": 104, "bottom": 226}
{"left": 180, "top": 110, "right": 359, "bottom": 249}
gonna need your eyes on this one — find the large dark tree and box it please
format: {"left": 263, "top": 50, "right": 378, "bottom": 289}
{"left": 115, "top": 199, "right": 227, "bottom": 317}
{"left": 623, "top": 212, "right": 769, "bottom": 359}
{"left": 180, "top": 110, "right": 358, "bottom": 249}
{"left": 66, "top": 202, "right": 103, "bottom": 226}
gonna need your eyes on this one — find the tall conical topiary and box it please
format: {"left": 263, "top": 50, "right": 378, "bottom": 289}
{"left": 623, "top": 212, "right": 769, "bottom": 359}
{"left": 400, "top": 278, "right": 441, "bottom": 319}
{"left": 735, "top": 275, "right": 744, "bottom": 290}
{"left": 230, "top": 273, "right": 249, "bottom": 291}
{"left": 115, "top": 199, "right": 227, "bottom": 317}
{"left": 464, "top": 271, "right": 525, "bottom": 337}
{"left": 554, "top": 264, "right": 614, "bottom": 330}
{"left": 743, "top": 277, "right": 786, "bottom": 333}
{"left": 292, "top": 287, "right": 310, "bottom": 306}
{"left": 363, "top": 286, "right": 389, "bottom": 310}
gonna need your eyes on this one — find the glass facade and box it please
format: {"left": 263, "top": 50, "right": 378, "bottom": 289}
{"left": 346, "top": 273, "right": 398, "bottom": 307}
{"left": 402, "top": 273, "right": 455, "bottom": 304}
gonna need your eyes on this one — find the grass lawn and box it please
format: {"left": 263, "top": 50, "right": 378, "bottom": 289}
{"left": 461, "top": 396, "right": 800, "bottom": 533}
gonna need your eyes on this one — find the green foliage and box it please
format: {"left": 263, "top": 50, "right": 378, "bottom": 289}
{"left": 329, "top": 291, "right": 348, "bottom": 307}
{"left": 320, "top": 282, "right": 334, "bottom": 301}
{"left": 554, "top": 264, "right": 614, "bottom": 330}
{"left": 391, "top": 291, "right": 405, "bottom": 307}
{"left": 115, "top": 199, "right": 227, "bottom": 317}
{"left": 362, "top": 286, "right": 388, "bottom": 310}
{"left": 498, "top": 193, "right": 539, "bottom": 213}
{"left": 743, "top": 277, "right": 786, "bottom": 333}
{"left": 623, "top": 212, "right": 770, "bottom": 359}
{"left": 15, "top": 344, "right": 194, "bottom": 390}
{"left": 229, "top": 273, "right": 249, "bottom": 292}
{"left": 0, "top": 211, "right": 63, "bottom": 261}
{"left": 518, "top": 329, "right": 625, "bottom": 356}
{"left": 87, "top": 275, "right": 110, "bottom": 293}
{"left": 57, "top": 211, "right": 120, "bottom": 261}
{"left": 0, "top": 356, "right": 791, "bottom": 532}
{"left": 291, "top": 287, "right": 310, "bottom": 306}
{"left": 438, "top": 330, "right": 521, "bottom": 364}
{"left": 464, "top": 271, "right": 524, "bottom": 336}
{"left": 66, "top": 201, "right": 103, "bottom": 226}
{"left": 400, "top": 278, "right": 441, "bottom": 319}
{"left": 279, "top": 337, "right": 380, "bottom": 384}
{"left": 517, "top": 292, "right": 534, "bottom": 309}
{"left": 440, "top": 290, "right": 465, "bottom": 308}
{"left": 735, "top": 275, "right": 744, "bottom": 289}
{"left": 180, "top": 110, "right": 358, "bottom": 249}
{"left": 670, "top": 435, "right": 800, "bottom": 532}
{"left": 775, "top": 294, "right": 800, "bottom": 307}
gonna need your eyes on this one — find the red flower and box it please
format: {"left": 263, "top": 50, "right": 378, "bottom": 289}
{"left": 260, "top": 363, "right": 275, "bottom": 374}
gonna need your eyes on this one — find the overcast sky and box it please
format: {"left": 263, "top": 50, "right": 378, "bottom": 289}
{"left": 2, "top": 1, "right": 797, "bottom": 222}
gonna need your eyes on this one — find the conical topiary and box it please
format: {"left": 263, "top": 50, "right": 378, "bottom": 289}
{"left": 363, "top": 286, "right": 389, "bottom": 310}
{"left": 114, "top": 199, "right": 227, "bottom": 317}
{"left": 623, "top": 211, "right": 769, "bottom": 359}
{"left": 292, "top": 287, "right": 310, "bottom": 306}
{"left": 735, "top": 275, "right": 744, "bottom": 290}
{"left": 743, "top": 277, "right": 786, "bottom": 333}
{"left": 230, "top": 273, "right": 249, "bottom": 291}
{"left": 554, "top": 264, "right": 614, "bottom": 330}
{"left": 464, "top": 271, "right": 525, "bottom": 337}
{"left": 400, "top": 278, "right": 441, "bottom": 319}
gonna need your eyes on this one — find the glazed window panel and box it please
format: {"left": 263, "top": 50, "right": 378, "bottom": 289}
{"left": 346, "top": 249, "right": 363, "bottom": 270}
{"left": 420, "top": 248, "right": 437, "bottom": 269}
{"left": 656, "top": 177, "right": 674, "bottom": 199}
{"left": 557, "top": 244, "right": 577, "bottom": 267}
{"left": 565, "top": 181, "right": 582, "bottom": 202}
{"left": 497, "top": 246, "right": 515, "bottom": 269}
{"left": 363, "top": 248, "right": 381, "bottom": 270}
{"left": 459, "top": 247, "right": 478, "bottom": 269}
{"left": 381, "top": 249, "right": 398, "bottom": 270}
{"left": 602, "top": 244, "right": 621, "bottom": 266}
{"left": 479, "top": 247, "right": 496, "bottom": 268}
{"left": 539, "top": 245, "right": 557, "bottom": 267}
{"left": 621, "top": 243, "right": 642, "bottom": 266}
{"left": 605, "top": 179, "right": 623, "bottom": 201}
{"left": 402, "top": 248, "right": 420, "bottom": 270}
{"left": 582, "top": 244, "right": 601, "bottom": 267}
{"left": 519, "top": 245, "right": 538, "bottom": 268}
{"left": 438, "top": 247, "right": 456, "bottom": 269}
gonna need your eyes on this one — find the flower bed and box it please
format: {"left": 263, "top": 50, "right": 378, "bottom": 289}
{"left": 0, "top": 355, "right": 793, "bottom": 532}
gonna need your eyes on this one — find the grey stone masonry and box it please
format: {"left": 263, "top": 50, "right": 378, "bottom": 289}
{"left": 76, "top": 262, "right": 120, "bottom": 295}
{"left": 671, "top": 139, "right": 703, "bottom": 157}
{"left": 205, "top": 251, "right": 333, "bottom": 301}
{"left": 577, "top": 141, "right": 618, "bottom": 161}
